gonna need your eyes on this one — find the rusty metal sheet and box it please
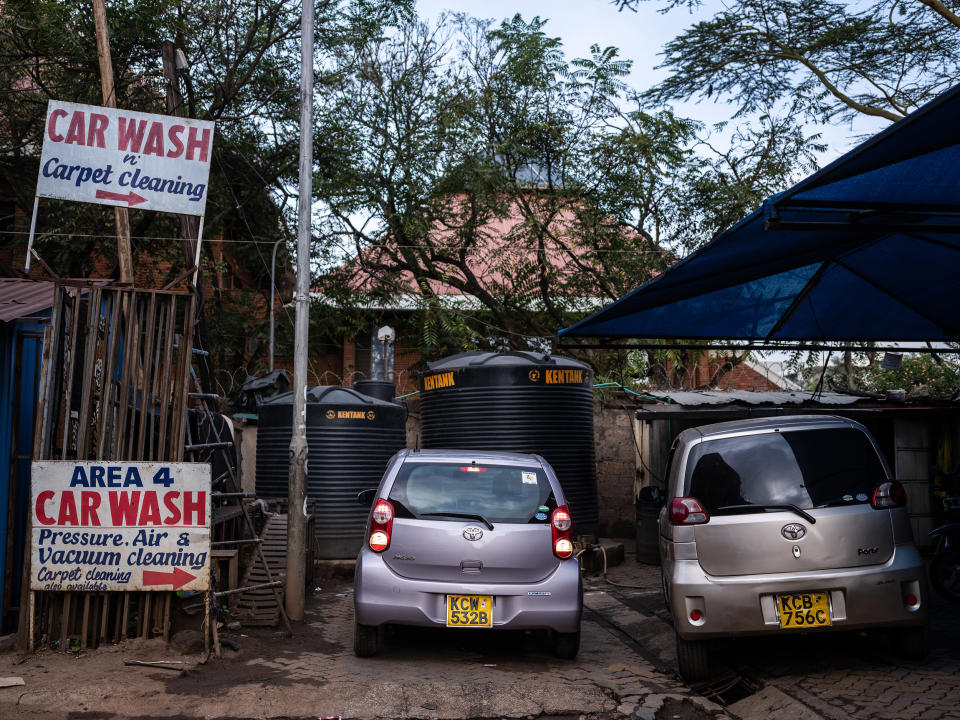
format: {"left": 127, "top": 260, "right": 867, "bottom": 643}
{"left": 31, "top": 461, "right": 211, "bottom": 592}
{"left": 0, "top": 279, "right": 56, "bottom": 323}
{"left": 642, "top": 390, "right": 867, "bottom": 406}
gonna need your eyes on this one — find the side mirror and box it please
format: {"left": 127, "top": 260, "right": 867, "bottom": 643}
{"left": 637, "top": 485, "right": 664, "bottom": 505}
{"left": 357, "top": 488, "right": 377, "bottom": 507}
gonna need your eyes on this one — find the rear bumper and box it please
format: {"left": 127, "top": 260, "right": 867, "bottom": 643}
{"left": 354, "top": 550, "right": 582, "bottom": 632}
{"left": 665, "top": 543, "right": 928, "bottom": 640}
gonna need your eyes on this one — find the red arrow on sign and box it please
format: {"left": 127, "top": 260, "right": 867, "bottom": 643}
{"left": 142, "top": 567, "right": 196, "bottom": 590}
{"left": 95, "top": 189, "right": 148, "bottom": 206}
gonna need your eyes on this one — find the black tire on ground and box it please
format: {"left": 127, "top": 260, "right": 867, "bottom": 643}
{"left": 929, "top": 547, "right": 960, "bottom": 602}
{"left": 354, "top": 620, "right": 380, "bottom": 657}
{"left": 675, "top": 630, "right": 709, "bottom": 682}
{"left": 553, "top": 628, "right": 580, "bottom": 659}
{"left": 889, "top": 625, "right": 929, "bottom": 661}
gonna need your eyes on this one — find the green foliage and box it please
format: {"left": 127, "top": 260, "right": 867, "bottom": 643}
{"left": 865, "top": 355, "right": 960, "bottom": 396}
{"left": 316, "top": 13, "right": 816, "bottom": 355}
{"left": 614, "top": 0, "right": 960, "bottom": 124}
{"left": 0, "top": 0, "right": 409, "bottom": 374}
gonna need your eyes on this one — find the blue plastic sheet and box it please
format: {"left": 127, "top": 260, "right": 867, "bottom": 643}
{"left": 561, "top": 84, "right": 960, "bottom": 342}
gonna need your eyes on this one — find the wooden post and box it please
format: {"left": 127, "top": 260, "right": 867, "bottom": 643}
{"left": 162, "top": 593, "right": 172, "bottom": 642}
{"left": 92, "top": 0, "right": 134, "bottom": 285}
{"left": 120, "top": 593, "right": 130, "bottom": 641}
{"left": 160, "top": 40, "right": 216, "bottom": 403}
{"left": 99, "top": 594, "right": 109, "bottom": 645}
{"left": 60, "top": 594, "right": 71, "bottom": 650}
{"left": 80, "top": 593, "right": 91, "bottom": 650}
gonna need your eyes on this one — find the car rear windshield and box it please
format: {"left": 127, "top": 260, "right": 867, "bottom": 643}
{"left": 684, "top": 428, "right": 888, "bottom": 513}
{"left": 388, "top": 462, "right": 553, "bottom": 523}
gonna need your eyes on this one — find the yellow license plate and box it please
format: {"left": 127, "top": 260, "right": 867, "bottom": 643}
{"left": 777, "top": 591, "right": 831, "bottom": 629}
{"left": 446, "top": 595, "right": 492, "bottom": 627}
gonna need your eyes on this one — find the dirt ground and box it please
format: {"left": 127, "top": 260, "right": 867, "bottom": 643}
{"left": 6, "top": 543, "right": 953, "bottom": 720}
{"left": 0, "top": 552, "right": 727, "bottom": 720}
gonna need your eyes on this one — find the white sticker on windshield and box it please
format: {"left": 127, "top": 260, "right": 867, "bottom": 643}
{"left": 521, "top": 472, "right": 537, "bottom": 485}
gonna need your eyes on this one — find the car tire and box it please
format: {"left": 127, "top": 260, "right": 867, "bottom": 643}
{"left": 354, "top": 620, "right": 380, "bottom": 657}
{"left": 675, "top": 630, "right": 709, "bottom": 682}
{"left": 552, "top": 628, "right": 580, "bottom": 659}
{"left": 929, "top": 543, "right": 960, "bottom": 602}
{"left": 889, "top": 626, "right": 929, "bottom": 661}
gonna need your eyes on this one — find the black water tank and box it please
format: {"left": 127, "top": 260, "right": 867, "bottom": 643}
{"left": 353, "top": 380, "right": 397, "bottom": 404}
{"left": 256, "top": 386, "right": 407, "bottom": 558}
{"left": 419, "top": 351, "right": 598, "bottom": 535}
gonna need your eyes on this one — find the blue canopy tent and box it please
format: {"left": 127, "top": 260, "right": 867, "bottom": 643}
{"left": 559, "top": 84, "right": 960, "bottom": 350}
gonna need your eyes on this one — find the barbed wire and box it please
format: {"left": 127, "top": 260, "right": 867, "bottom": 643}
{"left": 0, "top": 228, "right": 669, "bottom": 254}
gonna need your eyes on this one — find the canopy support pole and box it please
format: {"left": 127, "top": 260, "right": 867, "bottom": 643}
{"left": 556, "top": 341, "right": 960, "bottom": 353}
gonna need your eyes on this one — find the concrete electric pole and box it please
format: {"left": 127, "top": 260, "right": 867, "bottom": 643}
{"left": 92, "top": 0, "right": 134, "bottom": 285}
{"left": 286, "top": 0, "right": 314, "bottom": 622}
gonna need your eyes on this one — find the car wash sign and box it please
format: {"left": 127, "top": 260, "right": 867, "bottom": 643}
{"left": 31, "top": 462, "right": 211, "bottom": 592}
{"left": 37, "top": 100, "right": 214, "bottom": 215}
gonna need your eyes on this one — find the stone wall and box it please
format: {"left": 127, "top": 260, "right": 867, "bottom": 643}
{"left": 593, "top": 401, "right": 640, "bottom": 537}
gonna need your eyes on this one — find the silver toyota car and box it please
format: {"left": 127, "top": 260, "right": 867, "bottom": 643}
{"left": 353, "top": 449, "right": 582, "bottom": 658}
{"left": 659, "top": 415, "right": 928, "bottom": 681}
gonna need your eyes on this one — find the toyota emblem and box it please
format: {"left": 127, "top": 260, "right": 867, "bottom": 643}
{"left": 781, "top": 523, "right": 806, "bottom": 541}
{"left": 462, "top": 526, "right": 483, "bottom": 541}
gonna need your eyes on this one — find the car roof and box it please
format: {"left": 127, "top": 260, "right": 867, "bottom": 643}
{"left": 399, "top": 448, "right": 543, "bottom": 466}
{"left": 689, "top": 414, "right": 864, "bottom": 440}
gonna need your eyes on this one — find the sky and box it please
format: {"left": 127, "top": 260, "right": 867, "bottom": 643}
{"left": 414, "top": 0, "right": 888, "bottom": 163}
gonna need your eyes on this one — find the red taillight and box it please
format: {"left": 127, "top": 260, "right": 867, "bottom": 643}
{"left": 905, "top": 594, "right": 918, "bottom": 607}
{"left": 552, "top": 508, "right": 572, "bottom": 532}
{"left": 872, "top": 481, "right": 907, "bottom": 509}
{"left": 552, "top": 505, "right": 573, "bottom": 559}
{"left": 669, "top": 497, "right": 709, "bottom": 525}
{"left": 369, "top": 498, "right": 394, "bottom": 552}
{"left": 459, "top": 466, "right": 486, "bottom": 472}
{"left": 690, "top": 610, "right": 702, "bottom": 622}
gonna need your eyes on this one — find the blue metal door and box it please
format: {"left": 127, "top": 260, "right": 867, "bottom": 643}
{"left": 0, "top": 318, "right": 46, "bottom": 633}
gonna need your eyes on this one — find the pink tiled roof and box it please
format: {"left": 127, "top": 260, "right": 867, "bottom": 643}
{"left": 324, "top": 197, "right": 661, "bottom": 301}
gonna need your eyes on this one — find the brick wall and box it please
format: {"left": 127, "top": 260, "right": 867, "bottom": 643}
{"left": 715, "top": 362, "right": 783, "bottom": 391}
{"left": 681, "top": 355, "right": 783, "bottom": 391}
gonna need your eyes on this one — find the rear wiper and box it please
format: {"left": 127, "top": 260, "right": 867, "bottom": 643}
{"left": 814, "top": 497, "right": 868, "bottom": 508}
{"left": 420, "top": 512, "right": 495, "bottom": 530}
{"left": 714, "top": 504, "right": 816, "bottom": 524}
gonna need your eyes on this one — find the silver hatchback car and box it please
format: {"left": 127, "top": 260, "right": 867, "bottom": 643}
{"left": 353, "top": 449, "right": 582, "bottom": 658}
{"left": 659, "top": 415, "right": 927, "bottom": 681}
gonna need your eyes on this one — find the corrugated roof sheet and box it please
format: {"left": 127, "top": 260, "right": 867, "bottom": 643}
{"left": 643, "top": 390, "right": 865, "bottom": 406}
{"left": 0, "top": 279, "right": 56, "bottom": 323}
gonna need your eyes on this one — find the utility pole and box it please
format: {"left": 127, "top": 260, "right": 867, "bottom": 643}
{"left": 92, "top": 0, "right": 134, "bottom": 284}
{"left": 160, "top": 40, "right": 216, "bottom": 407}
{"left": 287, "top": 0, "right": 313, "bottom": 622}
{"left": 161, "top": 42, "right": 200, "bottom": 271}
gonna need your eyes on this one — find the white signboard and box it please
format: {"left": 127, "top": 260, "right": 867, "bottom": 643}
{"left": 37, "top": 100, "right": 214, "bottom": 216}
{"left": 31, "top": 462, "right": 211, "bottom": 592}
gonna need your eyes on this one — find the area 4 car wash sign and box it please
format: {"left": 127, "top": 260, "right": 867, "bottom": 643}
{"left": 38, "top": 99, "right": 214, "bottom": 215}
{"left": 31, "top": 462, "right": 210, "bottom": 592}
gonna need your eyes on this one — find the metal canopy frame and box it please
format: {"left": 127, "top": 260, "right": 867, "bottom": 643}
{"left": 555, "top": 339, "right": 959, "bottom": 353}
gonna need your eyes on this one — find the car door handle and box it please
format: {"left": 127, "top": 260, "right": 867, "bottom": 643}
{"left": 460, "top": 560, "right": 482, "bottom": 573}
